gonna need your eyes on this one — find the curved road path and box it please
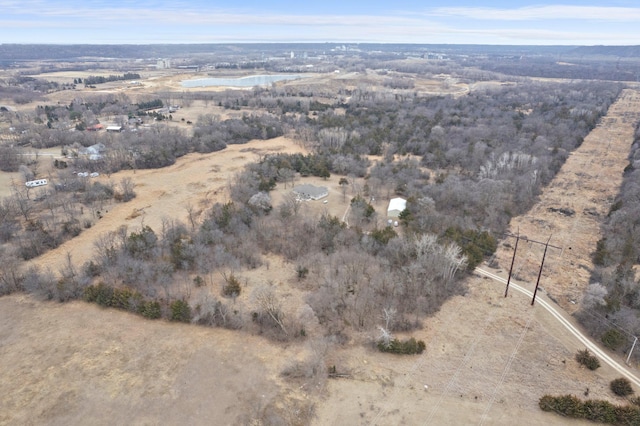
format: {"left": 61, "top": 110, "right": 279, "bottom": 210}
{"left": 476, "top": 266, "right": 640, "bottom": 388}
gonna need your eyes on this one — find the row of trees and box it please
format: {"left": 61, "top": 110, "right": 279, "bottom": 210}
{"left": 83, "top": 73, "right": 141, "bottom": 86}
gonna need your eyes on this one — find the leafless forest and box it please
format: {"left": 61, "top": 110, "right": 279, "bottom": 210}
{"left": 1, "top": 43, "right": 640, "bottom": 423}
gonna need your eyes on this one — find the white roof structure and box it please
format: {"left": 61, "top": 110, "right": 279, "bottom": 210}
{"left": 387, "top": 197, "right": 407, "bottom": 217}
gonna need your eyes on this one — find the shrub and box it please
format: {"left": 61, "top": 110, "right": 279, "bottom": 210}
{"left": 377, "top": 337, "right": 426, "bottom": 355}
{"left": 139, "top": 300, "right": 162, "bottom": 320}
{"left": 628, "top": 396, "right": 640, "bottom": 407}
{"left": 170, "top": 299, "right": 192, "bottom": 323}
{"left": 611, "top": 377, "right": 634, "bottom": 397}
{"left": 615, "top": 404, "right": 640, "bottom": 424}
{"left": 84, "top": 282, "right": 114, "bottom": 307}
{"left": 583, "top": 399, "right": 617, "bottom": 424}
{"left": 576, "top": 348, "right": 601, "bottom": 370}
{"left": 539, "top": 394, "right": 585, "bottom": 418}
{"left": 602, "top": 329, "right": 626, "bottom": 351}
{"left": 83, "top": 260, "right": 102, "bottom": 277}
{"left": 222, "top": 274, "right": 242, "bottom": 297}
{"left": 296, "top": 265, "right": 309, "bottom": 280}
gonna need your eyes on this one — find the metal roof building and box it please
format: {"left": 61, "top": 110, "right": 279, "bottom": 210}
{"left": 387, "top": 197, "right": 407, "bottom": 217}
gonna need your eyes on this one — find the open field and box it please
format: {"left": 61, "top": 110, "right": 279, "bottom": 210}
{"left": 25, "top": 136, "right": 310, "bottom": 273}
{"left": 0, "top": 293, "right": 296, "bottom": 426}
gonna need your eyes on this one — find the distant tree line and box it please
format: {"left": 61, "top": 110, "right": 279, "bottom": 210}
{"left": 136, "top": 99, "right": 163, "bottom": 111}
{"left": 84, "top": 73, "right": 141, "bottom": 86}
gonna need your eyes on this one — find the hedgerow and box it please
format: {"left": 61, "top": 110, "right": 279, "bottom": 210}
{"left": 539, "top": 394, "right": 640, "bottom": 425}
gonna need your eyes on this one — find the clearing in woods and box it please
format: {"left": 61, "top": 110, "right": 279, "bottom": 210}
{"left": 0, "top": 88, "right": 639, "bottom": 425}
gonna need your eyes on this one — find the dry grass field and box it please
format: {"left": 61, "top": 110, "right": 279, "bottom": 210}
{"left": 1, "top": 67, "right": 639, "bottom": 425}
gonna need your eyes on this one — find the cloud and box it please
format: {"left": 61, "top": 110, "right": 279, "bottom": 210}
{"left": 2, "top": 1, "right": 639, "bottom": 45}
{"left": 431, "top": 5, "right": 640, "bottom": 22}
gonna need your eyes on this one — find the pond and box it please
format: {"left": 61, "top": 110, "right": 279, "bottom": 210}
{"left": 181, "top": 74, "right": 308, "bottom": 88}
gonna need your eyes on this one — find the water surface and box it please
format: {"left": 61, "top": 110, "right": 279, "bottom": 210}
{"left": 181, "top": 74, "right": 307, "bottom": 88}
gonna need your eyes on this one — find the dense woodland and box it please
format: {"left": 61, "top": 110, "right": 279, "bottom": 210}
{"left": 0, "top": 51, "right": 639, "bottom": 363}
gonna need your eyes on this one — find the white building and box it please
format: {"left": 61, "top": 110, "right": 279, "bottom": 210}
{"left": 156, "top": 59, "right": 171, "bottom": 69}
{"left": 387, "top": 197, "right": 407, "bottom": 217}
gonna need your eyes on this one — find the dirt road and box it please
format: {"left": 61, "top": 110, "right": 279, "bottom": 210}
{"left": 477, "top": 266, "right": 640, "bottom": 387}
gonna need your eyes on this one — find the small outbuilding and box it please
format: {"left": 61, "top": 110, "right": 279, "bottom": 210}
{"left": 292, "top": 184, "right": 328, "bottom": 201}
{"left": 86, "top": 124, "right": 104, "bottom": 131}
{"left": 387, "top": 197, "right": 407, "bottom": 218}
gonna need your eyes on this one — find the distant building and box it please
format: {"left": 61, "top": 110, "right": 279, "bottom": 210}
{"left": 86, "top": 124, "right": 104, "bottom": 132}
{"left": 387, "top": 197, "right": 407, "bottom": 218}
{"left": 25, "top": 179, "right": 48, "bottom": 188}
{"left": 292, "top": 184, "right": 328, "bottom": 201}
{"left": 106, "top": 125, "right": 123, "bottom": 132}
{"left": 80, "top": 143, "right": 106, "bottom": 160}
{"left": 156, "top": 59, "right": 171, "bottom": 69}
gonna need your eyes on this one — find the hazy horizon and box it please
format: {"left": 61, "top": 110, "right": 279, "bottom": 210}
{"left": 2, "top": 1, "right": 640, "bottom": 46}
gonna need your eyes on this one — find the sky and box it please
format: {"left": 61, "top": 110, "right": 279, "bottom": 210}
{"left": 2, "top": 0, "right": 640, "bottom": 45}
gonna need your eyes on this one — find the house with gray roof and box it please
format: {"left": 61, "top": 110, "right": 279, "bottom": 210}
{"left": 292, "top": 184, "right": 328, "bottom": 201}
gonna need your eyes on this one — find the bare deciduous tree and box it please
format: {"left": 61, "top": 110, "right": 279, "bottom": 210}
{"left": 252, "top": 283, "right": 288, "bottom": 336}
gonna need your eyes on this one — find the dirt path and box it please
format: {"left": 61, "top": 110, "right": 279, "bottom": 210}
{"left": 26, "top": 136, "right": 307, "bottom": 273}
{"left": 477, "top": 266, "right": 640, "bottom": 386}
{"left": 491, "top": 88, "right": 640, "bottom": 312}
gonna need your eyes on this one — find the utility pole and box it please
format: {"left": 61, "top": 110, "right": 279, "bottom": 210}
{"left": 504, "top": 229, "right": 520, "bottom": 298}
{"left": 531, "top": 236, "right": 552, "bottom": 306}
{"left": 627, "top": 336, "right": 638, "bottom": 365}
